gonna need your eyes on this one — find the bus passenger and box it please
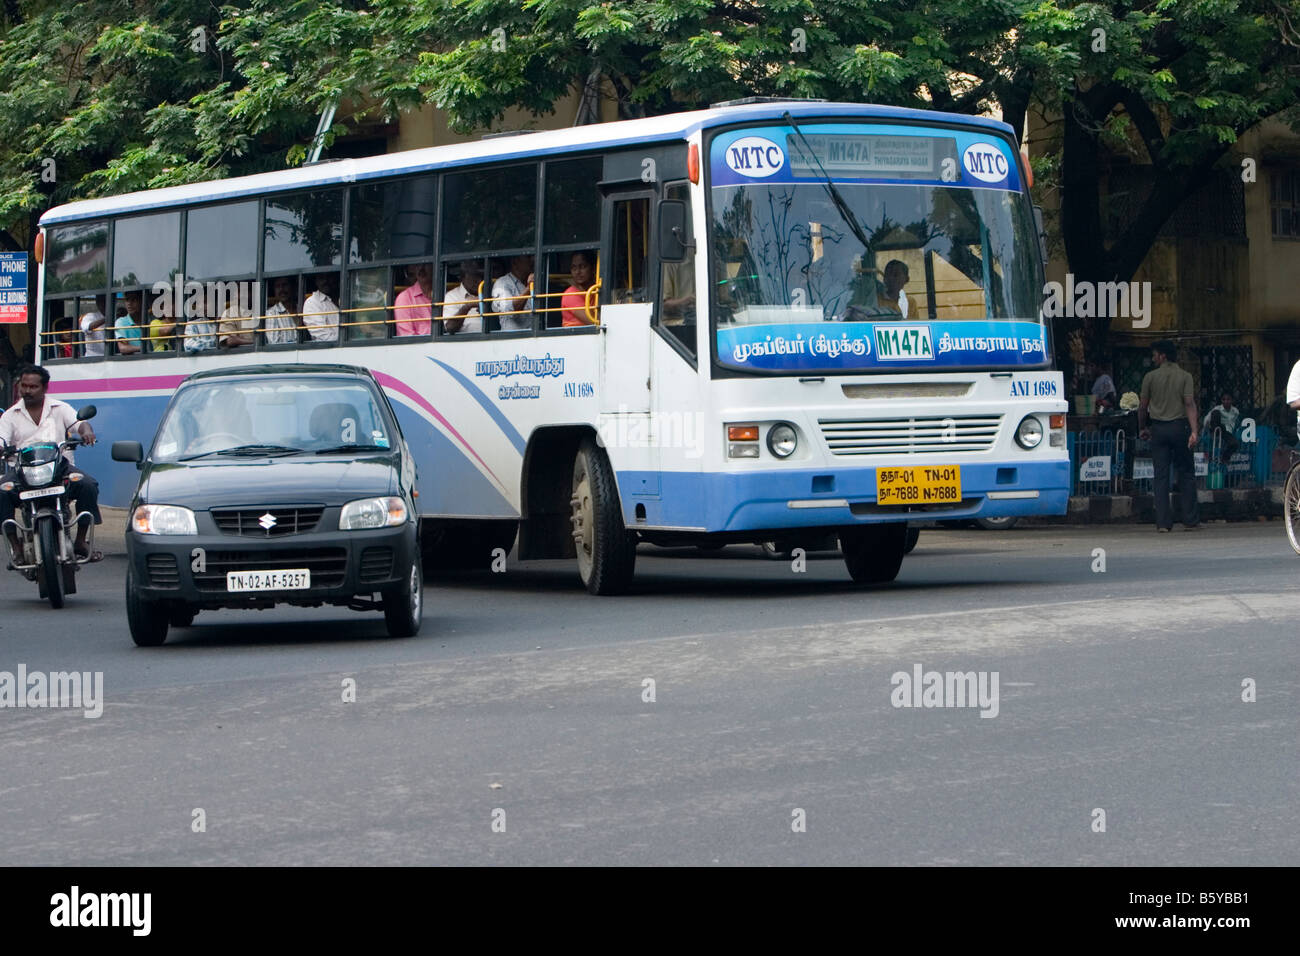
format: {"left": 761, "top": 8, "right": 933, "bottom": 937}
{"left": 263, "top": 277, "right": 298, "bottom": 345}
{"left": 149, "top": 292, "right": 177, "bottom": 352}
{"left": 303, "top": 274, "right": 340, "bottom": 342}
{"left": 878, "top": 260, "right": 910, "bottom": 317}
{"left": 182, "top": 305, "right": 218, "bottom": 353}
{"left": 560, "top": 251, "right": 598, "bottom": 327}
{"left": 114, "top": 292, "right": 144, "bottom": 356}
{"left": 492, "top": 255, "right": 534, "bottom": 331}
{"left": 218, "top": 290, "right": 258, "bottom": 349}
{"left": 443, "top": 260, "right": 483, "bottom": 334}
{"left": 79, "top": 296, "right": 107, "bottom": 358}
{"left": 394, "top": 264, "right": 433, "bottom": 336}
{"left": 54, "top": 318, "right": 78, "bottom": 359}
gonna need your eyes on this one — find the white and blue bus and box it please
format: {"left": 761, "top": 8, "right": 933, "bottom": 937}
{"left": 35, "top": 98, "right": 1067, "bottom": 593}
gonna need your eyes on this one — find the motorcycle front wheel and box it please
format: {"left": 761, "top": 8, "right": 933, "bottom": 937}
{"left": 37, "top": 517, "right": 64, "bottom": 609}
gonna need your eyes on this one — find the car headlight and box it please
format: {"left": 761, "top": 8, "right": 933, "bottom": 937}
{"left": 339, "top": 496, "right": 408, "bottom": 530}
{"left": 132, "top": 504, "right": 198, "bottom": 535}
{"left": 767, "top": 423, "right": 798, "bottom": 458}
{"left": 1015, "top": 415, "right": 1044, "bottom": 450}
{"left": 21, "top": 462, "right": 56, "bottom": 486}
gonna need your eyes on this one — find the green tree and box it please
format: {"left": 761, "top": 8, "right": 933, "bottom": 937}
{"left": 4, "top": 0, "right": 1300, "bottom": 369}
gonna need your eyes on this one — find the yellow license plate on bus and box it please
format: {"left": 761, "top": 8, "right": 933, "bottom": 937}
{"left": 876, "top": 465, "right": 962, "bottom": 505}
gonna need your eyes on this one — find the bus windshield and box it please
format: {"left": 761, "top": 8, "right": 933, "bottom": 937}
{"left": 709, "top": 122, "right": 1047, "bottom": 373}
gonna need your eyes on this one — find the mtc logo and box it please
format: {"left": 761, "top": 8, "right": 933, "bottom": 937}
{"left": 725, "top": 137, "right": 785, "bottom": 178}
{"left": 962, "top": 143, "right": 1009, "bottom": 183}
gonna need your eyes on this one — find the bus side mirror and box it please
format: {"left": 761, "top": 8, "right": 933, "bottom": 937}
{"left": 658, "top": 200, "right": 694, "bottom": 263}
{"left": 1033, "top": 205, "right": 1048, "bottom": 267}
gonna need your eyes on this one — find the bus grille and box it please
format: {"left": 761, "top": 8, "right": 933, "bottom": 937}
{"left": 818, "top": 415, "right": 1002, "bottom": 455}
{"left": 194, "top": 548, "right": 347, "bottom": 592}
{"left": 212, "top": 507, "right": 324, "bottom": 537}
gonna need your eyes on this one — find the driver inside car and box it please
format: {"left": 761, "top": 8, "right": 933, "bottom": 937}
{"left": 0, "top": 363, "right": 100, "bottom": 562}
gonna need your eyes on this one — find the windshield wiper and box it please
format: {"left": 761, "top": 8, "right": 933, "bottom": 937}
{"left": 215, "top": 444, "right": 305, "bottom": 457}
{"left": 783, "top": 110, "right": 874, "bottom": 252}
{"left": 313, "top": 443, "right": 390, "bottom": 455}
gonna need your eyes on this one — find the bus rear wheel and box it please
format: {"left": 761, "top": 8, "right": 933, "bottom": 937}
{"left": 570, "top": 440, "right": 636, "bottom": 595}
{"left": 841, "top": 524, "right": 907, "bottom": 585}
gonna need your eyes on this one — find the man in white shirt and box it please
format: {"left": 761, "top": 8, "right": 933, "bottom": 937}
{"left": 442, "top": 260, "right": 484, "bottom": 334}
{"left": 1287, "top": 362, "right": 1300, "bottom": 433}
{"left": 0, "top": 364, "right": 100, "bottom": 560}
{"left": 303, "top": 274, "right": 340, "bottom": 342}
{"left": 491, "top": 255, "right": 534, "bottom": 332}
{"left": 182, "top": 309, "right": 217, "bottom": 352}
{"left": 263, "top": 276, "right": 298, "bottom": 345}
{"left": 78, "top": 296, "right": 107, "bottom": 358}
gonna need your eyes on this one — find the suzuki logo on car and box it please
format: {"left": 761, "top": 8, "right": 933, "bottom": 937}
{"left": 258, "top": 512, "right": 277, "bottom": 530}
{"left": 962, "top": 143, "right": 1009, "bottom": 183}
{"left": 725, "top": 137, "right": 785, "bottom": 177}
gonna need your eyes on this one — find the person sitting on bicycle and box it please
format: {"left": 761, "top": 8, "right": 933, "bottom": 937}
{"left": 0, "top": 363, "right": 100, "bottom": 562}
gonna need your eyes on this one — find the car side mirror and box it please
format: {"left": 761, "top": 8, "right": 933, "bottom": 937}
{"left": 111, "top": 441, "right": 143, "bottom": 466}
{"left": 658, "top": 200, "right": 694, "bottom": 263}
{"left": 77, "top": 404, "right": 97, "bottom": 421}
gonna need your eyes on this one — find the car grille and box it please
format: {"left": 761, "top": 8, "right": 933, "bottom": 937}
{"left": 359, "top": 547, "right": 394, "bottom": 583}
{"left": 818, "top": 414, "right": 1002, "bottom": 456}
{"left": 193, "top": 548, "right": 347, "bottom": 592}
{"left": 146, "top": 553, "right": 180, "bottom": 588}
{"left": 212, "top": 507, "right": 324, "bottom": 537}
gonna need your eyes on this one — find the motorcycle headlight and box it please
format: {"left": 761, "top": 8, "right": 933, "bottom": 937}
{"left": 339, "top": 496, "right": 408, "bottom": 530}
{"left": 132, "top": 504, "right": 198, "bottom": 535}
{"left": 22, "top": 462, "right": 56, "bottom": 486}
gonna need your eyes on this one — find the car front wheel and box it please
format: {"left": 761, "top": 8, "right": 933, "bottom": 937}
{"left": 383, "top": 556, "right": 423, "bottom": 637}
{"left": 126, "top": 567, "right": 170, "bottom": 646}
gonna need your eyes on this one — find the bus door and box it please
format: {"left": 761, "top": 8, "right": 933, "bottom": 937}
{"left": 599, "top": 191, "right": 654, "bottom": 416}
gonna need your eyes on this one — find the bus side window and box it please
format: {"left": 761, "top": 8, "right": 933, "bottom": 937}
{"left": 658, "top": 182, "right": 695, "bottom": 353}
{"left": 351, "top": 266, "right": 392, "bottom": 339}
{"left": 610, "top": 198, "right": 649, "bottom": 303}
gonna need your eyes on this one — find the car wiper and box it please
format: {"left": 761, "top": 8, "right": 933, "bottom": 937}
{"left": 783, "top": 110, "right": 874, "bottom": 252}
{"left": 313, "top": 443, "right": 390, "bottom": 455}
{"left": 215, "top": 444, "right": 306, "bottom": 457}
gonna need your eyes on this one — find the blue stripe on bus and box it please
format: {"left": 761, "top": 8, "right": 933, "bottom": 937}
{"left": 615, "top": 460, "right": 1070, "bottom": 531}
{"left": 428, "top": 357, "right": 527, "bottom": 455}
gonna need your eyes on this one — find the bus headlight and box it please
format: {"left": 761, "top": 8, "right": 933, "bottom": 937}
{"left": 1015, "top": 416, "right": 1044, "bottom": 450}
{"left": 767, "top": 423, "right": 798, "bottom": 458}
{"left": 340, "top": 496, "right": 408, "bottom": 530}
{"left": 132, "top": 504, "right": 197, "bottom": 535}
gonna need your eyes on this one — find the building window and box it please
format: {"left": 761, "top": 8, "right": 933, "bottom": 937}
{"left": 1271, "top": 169, "right": 1300, "bottom": 239}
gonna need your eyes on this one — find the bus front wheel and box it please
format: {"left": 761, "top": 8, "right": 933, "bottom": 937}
{"left": 841, "top": 524, "right": 907, "bottom": 585}
{"left": 570, "top": 440, "right": 636, "bottom": 595}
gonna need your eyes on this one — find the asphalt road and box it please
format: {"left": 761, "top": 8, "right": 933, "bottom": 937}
{"left": 0, "top": 522, "right": 1295, "bottom": 865}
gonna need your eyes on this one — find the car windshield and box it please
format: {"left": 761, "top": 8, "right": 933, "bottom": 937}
{"left": 152, "top": 376, "right": 392, "bottom": 461}
{"left": 709, "top": 122, "right": 1048, "bottom": 373}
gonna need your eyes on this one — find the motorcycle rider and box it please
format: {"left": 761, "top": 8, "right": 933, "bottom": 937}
{"left": 0, "top": 364, "right": 100, "bottom": 563}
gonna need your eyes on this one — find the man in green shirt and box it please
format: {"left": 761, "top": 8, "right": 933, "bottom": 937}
{"left": 1138, "top": 339, "right": 1200, "bottom": 531}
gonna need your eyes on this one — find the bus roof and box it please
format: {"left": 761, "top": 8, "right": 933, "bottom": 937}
{"left": 39, "top": 101, "right": 1015, "bottom": 227}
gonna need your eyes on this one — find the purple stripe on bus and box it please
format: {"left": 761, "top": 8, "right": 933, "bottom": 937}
{"left": 49, "top": 374, "right": 187, "bottom": 394}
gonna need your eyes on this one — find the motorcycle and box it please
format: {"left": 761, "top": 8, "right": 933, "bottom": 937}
{"left": 1, "top": 405, "right": 98, "bottom": 608}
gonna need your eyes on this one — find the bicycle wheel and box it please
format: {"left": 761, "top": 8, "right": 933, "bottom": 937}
{"left": 1285, "top": 465, "right": 1300, "bottom": 555}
